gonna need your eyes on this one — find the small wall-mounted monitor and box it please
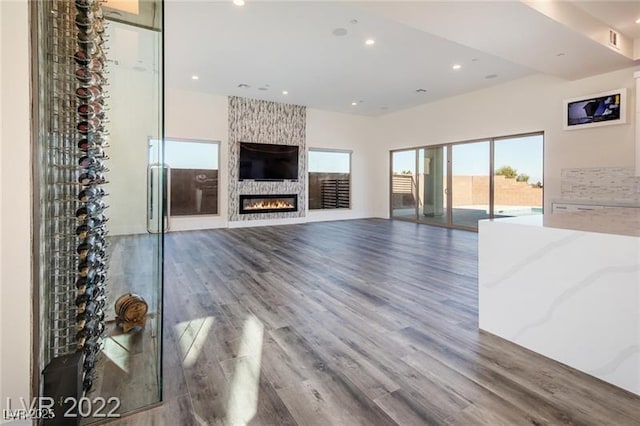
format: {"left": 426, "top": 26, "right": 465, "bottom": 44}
{"left": 239, "top": 142, "right": 299, "bottom": 181}
{"left": 563, "top": 88, "right": 626, "bottom": 130}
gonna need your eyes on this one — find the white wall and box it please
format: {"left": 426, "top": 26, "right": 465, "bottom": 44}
{"left": 106, "top": 23, "right": 162, "bottom": 236}
{"left": 378, "top": 67, "right": 639, "bottom": 214}
{"left": 165, "top": 89, "right": 229, "bottom": 231}
{"left": 0, "top": 1, "right": 4, "bottom": 404}
{"left": 0, "top": 0, "right": 32, "bottom": 419}
{"left": 306, "top": 108, "right": 386, "bottom": 221}
{"left": 164, "top": 91, "right": 385, "bottom": 230}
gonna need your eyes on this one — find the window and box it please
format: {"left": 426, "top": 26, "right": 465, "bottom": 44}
{"left": 150, "top": 139, "right": 220, "bottom": 216}
{"left": 308, "top": 150, "right": 351, "bottom": 210}
{"left": 390, "top": 132, "right": 543, "bottom": 230}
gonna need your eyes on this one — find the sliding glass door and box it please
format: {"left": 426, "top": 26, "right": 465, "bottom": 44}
{"left": 391, "top": 150, "right": 418, "bottom": 219}
{"left": 451, "top": 141, "right": 491, "bottom": 228}
{"left": 493, "top": 134, "right": 544, "bottom": 217}
{"left": 417, "top": 147, "right": 449, "bottom": 226}
{"left": 390, "top": 132, "right": 543, "bottom": 230}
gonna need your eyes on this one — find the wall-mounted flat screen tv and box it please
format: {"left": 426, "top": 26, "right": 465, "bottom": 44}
{"left": 239, "top": 142, "right": 299, "bottom": 181}
{"left": 563, "top": 88, "right": 626, "bottom": 130}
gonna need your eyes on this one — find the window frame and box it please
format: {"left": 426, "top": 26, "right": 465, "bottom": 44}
{"left": 151, "top": 137, "right": 221, "bottom": 218}
{"left": 308, "top": 148, "right": 353, "bottom": 211}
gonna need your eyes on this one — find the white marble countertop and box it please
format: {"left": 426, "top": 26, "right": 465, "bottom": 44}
{"left": 479, "top": 208, "right": 640, "bottom": 396}
{"left": 552, "top": 198, "right": 640, "bottom": 208}
{"left": 486, "top": 208, "right": 640, "bottom": 238}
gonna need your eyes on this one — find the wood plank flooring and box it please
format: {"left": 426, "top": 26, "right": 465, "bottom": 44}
{"left": 110, "top": 219, "right": 640, "bottom": 425}
{"left": 86, "top": 234, "right": 161, "bottom": 419}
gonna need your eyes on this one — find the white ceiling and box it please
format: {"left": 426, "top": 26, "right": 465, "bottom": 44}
{"left": 164, "top": 1, "right": 639, "bottom": 116}
{"left": 573, "top": 1, "right": 640, "bottom": 39}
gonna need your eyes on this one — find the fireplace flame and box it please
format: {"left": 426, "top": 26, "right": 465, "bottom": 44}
{"left": 245, "top": 200, "right": 294, "bottom": 210}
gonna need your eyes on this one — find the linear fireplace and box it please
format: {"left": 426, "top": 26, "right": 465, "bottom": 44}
{"left": 239, "top": 194, "right": 298, "bottom": 214}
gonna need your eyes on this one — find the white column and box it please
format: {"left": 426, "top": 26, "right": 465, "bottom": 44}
{"left": 0, "top": 0, "right": 33, "bottom": 411}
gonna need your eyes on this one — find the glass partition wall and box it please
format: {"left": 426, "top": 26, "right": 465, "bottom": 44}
{"left": 390, "top": 133, "right": 543, "bottom": 230}
{"left": 32, "top": 0, "right": 164, "bottom": 421}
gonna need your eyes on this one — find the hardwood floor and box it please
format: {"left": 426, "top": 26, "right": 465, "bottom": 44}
{"left": 86, "top": 234, "right": 161, "bottom": 419}
{"left": 111, "top": 219, "right": 640, "bottom": 425}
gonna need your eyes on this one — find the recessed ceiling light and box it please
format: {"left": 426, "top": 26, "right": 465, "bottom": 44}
{"left": 365, "top": 38, "right": 375, "bottom": 46}
{"left": 332, "top": 28, "right": 348, "bottom": 37}
{"left": 282, "top": 90, "right": 288, "bottom": 95}
{"left": 636, "top": 18, "right": 640, "bottom": 24}
{"left": 191, "top": 75, "right": 199, "bottom": 80}
{"left": 233, "top": 0, "right": 245, "bottom": 6}
{"left": 351, "top": 102, "right": 357, "bottom": 106}
{"left": 452, "top": 64, "right": 462, "bottom": 70}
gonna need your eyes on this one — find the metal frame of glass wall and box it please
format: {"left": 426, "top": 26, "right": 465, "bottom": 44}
{"left": 389, "top": 131, "right": 544, "bottom": 231}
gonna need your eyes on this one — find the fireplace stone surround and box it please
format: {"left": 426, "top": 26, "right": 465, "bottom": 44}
{"left": 228, "top": 96, "right": 306, "bottom": 221}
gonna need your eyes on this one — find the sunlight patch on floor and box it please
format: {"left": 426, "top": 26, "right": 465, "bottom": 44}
{"left": 226, "top": 314, "right": 265, "bottom": 426}
{"left": 175, "top": 316, "right": 216, "bottom": 368}
{"left": 102, "top": 335, "right": 131, "bottom": 374}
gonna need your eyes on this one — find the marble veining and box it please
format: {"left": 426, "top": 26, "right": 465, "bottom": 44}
{"left": 479, "top": 218, "right": 640, "bottom": 395}
{"left": 482, "top": 233, "right": 585, "bottom": 288}
{"left": 511, "top": 263, "right": 640, "bottom": 340}
{"left": 588, "top": 346, "right": 640, "bottom": 376}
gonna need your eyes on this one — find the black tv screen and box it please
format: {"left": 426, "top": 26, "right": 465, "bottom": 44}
{"left": 239, "top": 142, "right": 299, "bottom": 181}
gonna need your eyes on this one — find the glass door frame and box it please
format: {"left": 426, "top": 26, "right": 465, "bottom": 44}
{"left": 389, "top": 131, "right": 544, "bottom": 231}
{"left": 415, "top": 146, "right": 450, "bottom": 227}
{"left": 389, "top": 148, "right": 419, "bottom": 221}
{"left": 449, "top": 139, "right": 492, "bottom": 229}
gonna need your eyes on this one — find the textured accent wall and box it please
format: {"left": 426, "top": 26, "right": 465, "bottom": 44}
{"left": 561, "top": 167, "right": 640, "bottom": 202}
{"left": 228, "top": 97, "right": 306, "bottom": 221}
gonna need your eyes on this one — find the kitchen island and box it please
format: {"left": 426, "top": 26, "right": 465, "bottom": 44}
{"left": 479, "top": 208, "right": 640, "bottom": 396}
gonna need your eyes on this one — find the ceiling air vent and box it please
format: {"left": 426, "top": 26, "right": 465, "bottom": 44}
{"left": 608, "top": 29, "right": 620, "bottom": 50}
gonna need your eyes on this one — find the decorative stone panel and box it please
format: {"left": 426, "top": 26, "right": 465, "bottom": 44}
{"left": 228, "top": 97, "right": 306, "bottom": 221}
{"left": 561, "top": 167, "right": 640, "bottom": 202}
